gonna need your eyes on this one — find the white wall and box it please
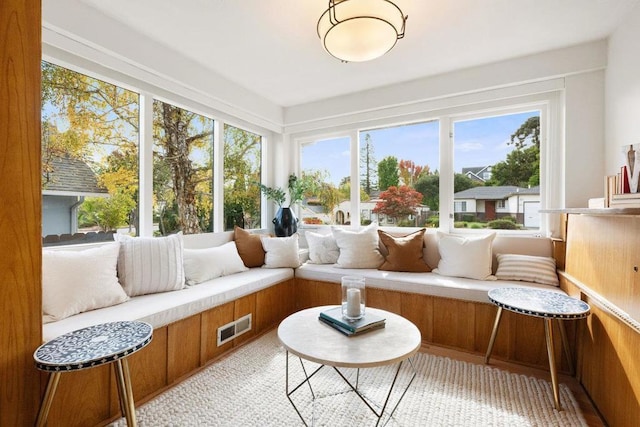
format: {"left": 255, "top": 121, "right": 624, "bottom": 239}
{"left": 606, "top": 3, "right": 640, "bottom": 175}
{"left": 565, "top": 71, "right": 606, "bottom": 207}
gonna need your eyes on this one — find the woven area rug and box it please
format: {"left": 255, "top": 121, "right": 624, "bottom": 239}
{"left": 110, "top": 330, "right": 587, "bottom": 426}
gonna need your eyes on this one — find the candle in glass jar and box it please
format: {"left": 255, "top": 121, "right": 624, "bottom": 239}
{"left": 346, "top": 288, "right": 361, "bottom": 318}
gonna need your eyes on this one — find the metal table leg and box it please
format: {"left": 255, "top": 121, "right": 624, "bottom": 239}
{"left": 35, "top": 371, "right": 61, "bottom": 427}
{"left": 544, "top": 318, "right": 562, "bottom": 411}
{"left": 485, "top": 306, "right": 504, "bottom": 364}
{"left": 285, "top": 351, "right": 417, "bottom": 426}
{"left": 114, "top": 358, "right": 138, "bottom": 426}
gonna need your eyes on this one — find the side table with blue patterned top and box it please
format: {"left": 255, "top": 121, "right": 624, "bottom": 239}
{"left": 484, "top": 287, "right": 590, "bottom": 411}
{"left": 34, "top": 321, "right": 153, "bottom": 427}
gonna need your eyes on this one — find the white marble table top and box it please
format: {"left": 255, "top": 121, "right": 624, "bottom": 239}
{"left": 278, "top": 306, "right": 421, "bottom": 368}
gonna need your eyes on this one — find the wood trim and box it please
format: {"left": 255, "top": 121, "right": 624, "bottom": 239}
{"left": 0, "top": 0, "right": 42, "bottom": 425}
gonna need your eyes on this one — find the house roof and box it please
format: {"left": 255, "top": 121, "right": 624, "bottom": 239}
{"left": 462, "top": 166, "right": 492, "bottom": 182}
{"left": 42, "top": 155, "right": 108, "bottom": 196}
{"left": 454, "top": 186, "right": 540, "bottom": 200}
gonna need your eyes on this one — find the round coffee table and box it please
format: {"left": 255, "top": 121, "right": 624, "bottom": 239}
{"left": 278, "top": 306, "right": 421, "bottom": 426}
{"left": 484, "top": 287, "right": 590, "bottom": 410}
{"left": 34, "top": 321, "right": 153, "bottom": 427}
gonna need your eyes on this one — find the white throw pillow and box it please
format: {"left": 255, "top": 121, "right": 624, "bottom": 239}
{"left": 183, "top": 241, "right": 248, "bottom": 285}
{"left": 433, "top": 232, "right": 496, "bottom": 280}
{"left": 261, "top": 234, "right": 301, "bottom": 268}
{"left": 42, "top": 243, "right": 129, "bottom": 323}
{"left": 495, "top": 253, "right": 559, "bottom": 286}
{"left": 306, "top": 231, "right": 340, "bottom": 264}
{"left": 115, "top": 233, "right": 185, "bottom": 296}
{"left": 332, "top": 223, "right": 384, "bottom": 269}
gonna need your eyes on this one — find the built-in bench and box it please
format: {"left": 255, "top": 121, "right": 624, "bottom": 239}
{"left": 41, "top": 228, "right": 574, "bottom": 427}
{"left": 294, "top": 230, "right": 575, "bottom": 377}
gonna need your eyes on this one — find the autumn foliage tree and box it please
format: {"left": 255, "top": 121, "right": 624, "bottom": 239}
{"left": 398, "top": 160, "right": 429, "bottom": 187}
{"left": 373, "top": 185, "right": 424, "bottom": 222}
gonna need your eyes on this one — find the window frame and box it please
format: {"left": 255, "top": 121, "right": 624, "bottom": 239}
{"left": 293, "top": 94, "right": 559, "bottom": 236}
{"left": 42, "top": 58, "right": 272, "bottom": 242}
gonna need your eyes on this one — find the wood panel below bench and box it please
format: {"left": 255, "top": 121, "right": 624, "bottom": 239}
{"left": 41, "top": 278, "right": 295, "bottom": 427}
{"left": 296, "top": 278, "right": 576, "bottom": 372}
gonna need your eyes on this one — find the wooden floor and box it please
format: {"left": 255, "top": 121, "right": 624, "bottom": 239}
{"left": 419, "top": 343, "right": 605, "bottom": 427}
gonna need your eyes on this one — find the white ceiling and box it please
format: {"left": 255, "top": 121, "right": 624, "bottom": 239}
{"left": 77, "top": 0, "right": 638, "bottom": 107}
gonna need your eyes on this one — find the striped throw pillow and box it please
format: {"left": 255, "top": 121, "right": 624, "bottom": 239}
{"left": 495, "top": 253, "right": 559, "bottom": 286}
{"left": 115, "top": 233, "right": 185, "bottom": 296}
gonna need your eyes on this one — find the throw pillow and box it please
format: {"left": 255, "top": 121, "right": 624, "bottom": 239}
{"left": 305, "top": 231, "right": 340, "bottom": 264}
{"left": 115, "top": 233, "right": 185, "bottom": 296}
{"left": 234, "top": 226, "right": 266, "bottom": 268}
{"left": 495, "top": 253, "right": 559, "bottom": 286}
{"left": 261, "top": 234, "right": 301, "bottom": 268}
{"left": 183, "top": 241, "right": 249, "bottom": 285}
{"left": 332, "top": 223, "right": 384, "bottom": 269}
{"left": 433, "top": 232, "right": 496, "bottom": 280}
{"left": 378, "top": 229, "right": 430, "bottom": 272}
{"left": 42, "top": 243, "right": 129, "bottom": 323}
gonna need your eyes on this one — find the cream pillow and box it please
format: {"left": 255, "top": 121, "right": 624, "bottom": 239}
{"left": 306, "top": 231, "right": 340, "bottom": 264}
{"left": 495, "top": 253, "right": 559, "bottom": 286}
{"left": 115, "top": 233, "right": 185, "bottom": 296}
{"left": 261, "top": 234, "right": 301, "bottom": 268}
{"left": 433, "top": 232, "right": 496, "bottom": 280}
{"left": 183, "top": 241, "right": 249, "bottom": 285}
{"left": 332, "top": 223, "right": 384, "bottom": 269}
{"left": 42, "top": 243, "right": 129, "bottom": 323}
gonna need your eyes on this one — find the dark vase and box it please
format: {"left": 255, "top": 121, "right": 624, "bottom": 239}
{"left": 273, "top": 207, "right": 298, "bottom": 237}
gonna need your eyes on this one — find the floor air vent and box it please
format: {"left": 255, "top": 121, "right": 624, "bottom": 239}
{"left": 217, "top": 313, "right": 252, "bottom": 346}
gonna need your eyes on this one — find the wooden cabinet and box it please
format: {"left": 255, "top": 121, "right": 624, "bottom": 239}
{"left": 560, "top": 212, "right": 640, "bottom": 427}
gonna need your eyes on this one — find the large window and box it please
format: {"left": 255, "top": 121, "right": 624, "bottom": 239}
{"left": 453, "top": 111, "right": 541, "bottom": 230}
{"left": 223, "top": 124, "right": 262, "bottom": 230}
{"left": 359, "top": 121, "right": 439, "bottom": 227}
{"left": 153, "top": 100, "right": 214, "bottom": 235}
{"left": 41, "top": 62, "right": 139, "bottom": 245}
{"left": 300, "top": 137, "right": 351, "bottom": 225}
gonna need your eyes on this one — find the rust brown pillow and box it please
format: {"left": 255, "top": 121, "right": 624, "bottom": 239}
{"left": 234, "top": 226, "right": 265, "bottom": 268}
{"left": 378, "top": 229, "right": 430, "bottom": 272}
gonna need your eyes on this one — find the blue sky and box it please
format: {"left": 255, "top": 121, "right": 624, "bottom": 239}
{"left": 301, "top": 111, "right": 539, "bottom": 186}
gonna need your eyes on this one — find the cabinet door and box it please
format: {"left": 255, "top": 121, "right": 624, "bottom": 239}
{"left": 566, "top": 214, "right": 640, "bottom": 320}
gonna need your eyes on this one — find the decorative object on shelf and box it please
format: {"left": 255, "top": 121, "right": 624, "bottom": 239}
{"left": 317, "top": 0, "right": 408, "bottom": 63}
{"left": 623, "top": 144, "right": 640, "bottom": 193}
{"left": 341, "top": 275, "right": 366, "bottom": 320}
{"left": 257, "top": 174, "right": 309, "bottom": 237}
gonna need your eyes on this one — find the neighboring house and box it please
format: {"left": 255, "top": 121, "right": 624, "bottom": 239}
{"left": 462, "top": 166, "right": 493, "bottom": 183}
{"left": 453, "top": 185, "right": 540, "bottom": 228}
{"left": 301, "top": 197, "right": 430, "bottom": 226}
{"left": 42, "top": 155, "right": 108, "bottom": 236}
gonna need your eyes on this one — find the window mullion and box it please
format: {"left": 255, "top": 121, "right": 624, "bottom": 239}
{"left": 139, "top": 93, "right": 154, "bottom": 237}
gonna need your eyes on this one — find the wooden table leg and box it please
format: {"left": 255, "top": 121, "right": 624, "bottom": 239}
{"left": 485, "top": 306, "right": 503, "bottom": 364}
{"left": 544, "top": 318, "right": 562, "bottom": 410}
{"left": 114, "top": 358, "right": 138, "bottom": 426}
{"left": 35, "top": 371, "right": 61, "bottom": 427}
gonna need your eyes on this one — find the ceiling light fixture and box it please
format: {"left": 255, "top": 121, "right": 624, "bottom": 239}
{"left": 317, "top": 0, "right": 408, "bottom": 63}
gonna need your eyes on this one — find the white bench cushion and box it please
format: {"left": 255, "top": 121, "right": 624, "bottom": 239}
{"left": 295, "top": 263, "right": 564, "bottom": 304}
{"left": 43, "top": 267, "right": 293, "bottom": 342}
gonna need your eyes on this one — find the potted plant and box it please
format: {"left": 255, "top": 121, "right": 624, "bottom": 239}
{"left": 257, "top": 174, "right": 308, "bottom": 236}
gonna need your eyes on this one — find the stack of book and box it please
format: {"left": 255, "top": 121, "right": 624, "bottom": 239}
{"left": 318, "top": 306, "right": 386, "bottom": 336}
{"left": 609, "top": 193, "right": 640, "bottom": 208}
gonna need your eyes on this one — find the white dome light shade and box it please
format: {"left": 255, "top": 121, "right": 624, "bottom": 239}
{"left": 318, "top": 0, "right": 407, "bottom": 62}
